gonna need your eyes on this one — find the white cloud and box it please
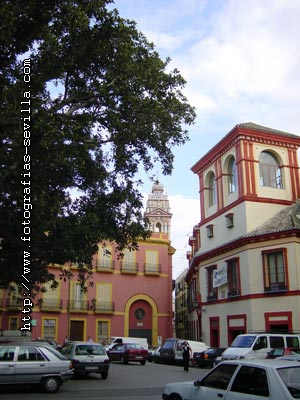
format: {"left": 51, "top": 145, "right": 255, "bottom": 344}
{"left": 168, "top": 195, "right": 200, "bottom": 278}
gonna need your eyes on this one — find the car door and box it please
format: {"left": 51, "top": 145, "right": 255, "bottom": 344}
{"left": 226, "top": 365, "right": 270, "bottom": 399}
{"left": 191, "top": 363, "right": 238, "bottom": 400}
{"left": 14, "top": 345, "right": 48, "bottom": 383}
{"left": 108, "top": 344, "right": 122, "bottom": 361}
{"left": 0, "top": 345, "right": 16, "bottom": 383}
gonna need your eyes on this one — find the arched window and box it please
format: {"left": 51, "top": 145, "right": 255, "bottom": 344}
{"left": 208, "top": 172, "right": 216, "bottom": 207}
{"left": 259, "top": 151, "right": 282, "bottom": 188}
{"left": 228, "top": 157, "right": 238, "bottom": 193}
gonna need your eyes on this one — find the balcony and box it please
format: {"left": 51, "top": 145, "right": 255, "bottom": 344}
{"left": 69, "top": 300, "right": 89, "bottom": 312}
{"left": 5, "top": 297, "right": 23, "bottom": 311}
{"left": 96, "top": 260, "right": 115, "bottom": 273}
{"left": 228, "top": 288, "right": 241, "bottom": 298}
{"left": 144, "top": 263, "right": 161, "bottom": 275}
{"left": 92, "top": 300, "right": 115, "bottom": 314}
{"left": 121, "top": 262, "right": 139, "bottom": 274}
{"left": 40, "top": 298, "right": 62, "bottom": 312}
{"left": 207, "top": 293, "right": 217, "bottom": 302}
{"left": 265, "top": 283, "right": 287, "bottom": 293}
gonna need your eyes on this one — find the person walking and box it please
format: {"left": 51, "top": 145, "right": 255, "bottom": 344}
{"left": 182, "top": 341, "right": 192, "bottom": 372}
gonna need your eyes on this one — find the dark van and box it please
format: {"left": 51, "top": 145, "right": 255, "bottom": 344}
{"left": 159, "top": 338, "right": 208, "bottom": 364}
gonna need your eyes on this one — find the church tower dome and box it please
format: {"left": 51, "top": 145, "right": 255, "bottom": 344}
{"left": 144, "top": 181, "right": 172, "bottom": 236}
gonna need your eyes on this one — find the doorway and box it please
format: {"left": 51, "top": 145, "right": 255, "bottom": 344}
{"left": 70, "top": 320, "right": 84, "bottom": 341}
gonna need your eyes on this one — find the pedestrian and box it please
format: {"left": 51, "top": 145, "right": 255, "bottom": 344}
{"left": 182, "top": 341, "right": 192, "bottom": 372}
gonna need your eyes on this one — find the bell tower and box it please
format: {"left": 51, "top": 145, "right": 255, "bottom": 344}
{"left": 144, "top": 181, "right": 172, "bottom": 237}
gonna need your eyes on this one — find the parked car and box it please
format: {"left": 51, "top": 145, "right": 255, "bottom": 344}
{"left": 0, "top": 342, "right": 73, "bottom": 393}
{"left": 277, "top": 355, "right": 300, "bottom": 362}
{"left": 107, "top": 342, "right": 149, "bottom": 365}
{"left": 60, "top": 341, "right": 109, "bottom": 378}
{"left": 162, "top": 359, "right": 300, "bottom": 400}
{"left": 148, "top": 346, "right": 161, "bottom": 363}
{"left": 266, "top": 347, "right": 300, "bottom": 359}
{"left": 193, "top": 347, "right": 226, "bottom": 368}
{"left": 32, "top": 338, "right": 61, "bottom": 350}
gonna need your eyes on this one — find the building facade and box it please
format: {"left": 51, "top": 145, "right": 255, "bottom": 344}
{"left": 0, "top": 182, "right": 174, "bottom": 346}
{"left": 174, "top": 269, "right": 189, "bottom": 339}
{"left": 186, "top": 123, "right": 300, "bottom": 347}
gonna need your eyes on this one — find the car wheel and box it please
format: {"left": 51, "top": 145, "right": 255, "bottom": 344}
{"left": 101, "top": 371, "right": 108, "bottom": 379}
{"left": 140, "top": 360, "right": 146, "bottom": 365}
{"left": 41, "top": 376, "right": 60, "bottom": 393}
{"left": 169, "top": 394, "right": 182, "bottom": 400}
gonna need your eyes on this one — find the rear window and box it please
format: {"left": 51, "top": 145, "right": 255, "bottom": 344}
{"left": 75, "top": 344, "right": 106, "bottom": 356}
{"left": 277, "top": 366, "right": 300, "bottom": 398}
{"left": 161, "top": 340, "right": 175, "bottom": 350}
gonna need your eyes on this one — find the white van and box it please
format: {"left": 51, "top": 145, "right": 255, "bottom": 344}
{"left": 105, "top": 337, "right": 148, "bottom": 351}
{"left": 221, "top": 333, "right": 300, "bottom": 360}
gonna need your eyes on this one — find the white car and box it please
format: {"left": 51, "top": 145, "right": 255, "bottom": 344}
{"left": 162, "top": 359, "right": 300, "bottom": 400}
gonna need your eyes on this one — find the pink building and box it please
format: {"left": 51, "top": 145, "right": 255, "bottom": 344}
{"left": 0, "top": 182, "right": 174, "bottom": 346}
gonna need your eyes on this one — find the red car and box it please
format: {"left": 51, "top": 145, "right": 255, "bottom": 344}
{"left": 266, "top": 347, "right": 300, "bottom": 359}
{"left": 107, "top": 343, "right": 149, "bottom": 365}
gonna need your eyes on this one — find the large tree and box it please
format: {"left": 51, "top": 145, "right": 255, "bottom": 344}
{"left": 0, "top": 0, "right": 195, "bottom": 291}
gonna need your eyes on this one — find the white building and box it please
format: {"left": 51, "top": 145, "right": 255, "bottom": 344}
{"left": 186, "top": 122, "right": 300, "bottom": 347}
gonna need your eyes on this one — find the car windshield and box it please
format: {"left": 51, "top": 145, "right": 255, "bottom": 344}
{"left": 277, "top": 366, "right": 300, "bottom": 398}
{"left": 231, "top": 336, "right": 256, "bottom": 348}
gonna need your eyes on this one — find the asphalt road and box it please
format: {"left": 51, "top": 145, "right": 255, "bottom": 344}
{"left": 0, "top": 362, "right": 207, "bottom": 400}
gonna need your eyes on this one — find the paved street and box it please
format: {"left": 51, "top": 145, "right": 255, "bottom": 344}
{"left": 0, "top": 362, "right": 207, "bottom": 400}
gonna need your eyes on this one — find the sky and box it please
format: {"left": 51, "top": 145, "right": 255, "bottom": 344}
{"left": 112, "top": 0, "right": 300, "bottom": 279}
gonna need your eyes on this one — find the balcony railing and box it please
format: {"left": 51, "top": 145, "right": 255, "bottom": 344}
{"left": 69, "top": 300, "right": 89, "bottom": 312}
{"left": 144, "top": 263, "right": 161, "bottom": 275}
{"left": 96, "top": 260, "right": 115, "bottom": 272}
{"left": 228, "top": 288, "right": 241, "bottom": 298}
{"left": 121, "top": 262, "right": 139, "bottom": 274}
{"left": 5, "top": 297, "right": 23, "bottom": 310}
{"left": 265, "top": 283, "right": 287, "bottom": 293}
{"left": 92, "top": 300, "right": 115, "bottom": 314}
{"left": 40, "top": 298, "right": 63, "bottom": 311}
{"left": 207, "top": 294, "right": 218, "bottom": 302}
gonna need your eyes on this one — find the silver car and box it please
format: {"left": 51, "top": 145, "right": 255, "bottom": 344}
{"left": 60, "top": 341, "right": 109, "bottom": 379}
{"left": 0, "top": 342, "right": 73, "bottom": 393}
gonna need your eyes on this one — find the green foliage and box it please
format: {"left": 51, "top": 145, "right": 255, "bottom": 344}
{"left": 0, "top": 0, "right": 196, "bottom": 290}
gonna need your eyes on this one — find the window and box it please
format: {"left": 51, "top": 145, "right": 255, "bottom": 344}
{"left": 97, "top": 245, "right": 113, "bottom": 271}
{"left": 263, "top": 250, "right": 287, "bottom": 292}
{"left": 201, "top": 364, "right": 238, "bottom": 390}
{"left": 206, "top": 266, "right": 217, "bottom": 301}
{"left": 225, "top": 213, "right": 234, "bottom": 228}
{"left": 259, "top": 151, "right": 282, "bottom": 188}
{"left": 43, "top": 319, "right": 56, "bottom": 340}
{"left": 208, "top": 172, "right": 217, "bottom": 206}
{"left": 18, "top": 346, "right": 45, "bottom": 361}
{"left": 227, "top": 259, "right": 240, "bottom": 297}
{"left": 121, "top": 248, "right": 138, "bottom": 273}
{"left": 228, "top": 157, "right": 238, "bottom": 193}
{"left": 42, "top": 282, "right": 61, "bottom": 309}
{"left": 145, "top": 250, "right": 160, "bottom": 274}
{"left": 269, "top": 336, "right": 284, "bottom": 348}
{"left": 206, "top": 224, "right": 214, "bottom": 238}
{"left": 95, "top": 283, "right": 113, "bottom": 312}
{"left": 231, "top": 366, "right": 269, "bottom": 397}
{"left": 97, "top": 321, "right": 109, "bottom": 344}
